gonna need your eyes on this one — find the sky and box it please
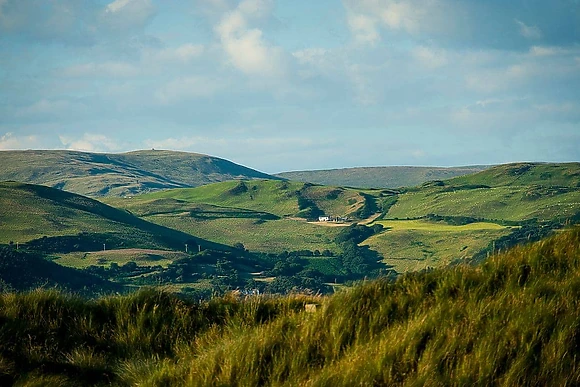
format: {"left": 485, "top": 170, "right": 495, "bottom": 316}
{"left": 0, "top": 0, "right": 579, "bottom": 174}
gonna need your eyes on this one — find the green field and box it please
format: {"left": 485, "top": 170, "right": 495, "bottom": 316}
{"left": 364, "top": 219, "right": 512, "bottom": 272}
{"left": 53, "top": 249, "right": 188, "bottom": 269}
{"left": 148, "top": 216, "right": 340, "bottom": 253}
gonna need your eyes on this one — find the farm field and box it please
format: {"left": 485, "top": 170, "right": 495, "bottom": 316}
{"left": 144, "top": 216, "right": 341, "bottom": 253}
{"left": 364, "top": 219, "right": 511, "bottom": 272}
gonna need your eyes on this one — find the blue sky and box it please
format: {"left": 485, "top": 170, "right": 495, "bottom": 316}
{"left": 0, "top": 0, "right": 579, "bottom": 173}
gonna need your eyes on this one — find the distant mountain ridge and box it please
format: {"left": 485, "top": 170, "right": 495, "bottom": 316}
{"left": 275, "top": 166, "right": 491, "bottom": 189}
{"left": 0, "top": 149, "right": 278, "bottom": 197}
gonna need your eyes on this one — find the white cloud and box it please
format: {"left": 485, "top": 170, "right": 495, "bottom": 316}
{"left": 347, "top": 13, "right": 380, "bottom": 44}
{"left": 515, "top": 19, "right": 542, "bottom": 40}
{"left": 379, "top": 1, "right": 425, "bottom": 34}
{"left": 0, "top": 132, "right": 41, "bottom": 149}
{"left": 343, "top": 0, "right": 455, "bottom": 44}
{"left": 105, "top": 0, "right": 133, "bottom": 13}
{"left": 101, "top": 0, "right": 156, "bottom": 32}
{"left": 59, "top": 133, "right": 121, "bottom": 152}
{"left": 214, "top": 0, "right": 286, "bottom": 77}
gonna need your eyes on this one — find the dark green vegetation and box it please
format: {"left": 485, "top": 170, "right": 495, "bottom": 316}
{"left": 2, "top": 227, "right": 580, "bottom": 385}
{"left": 276, "top": 165, "right": 489, "bottom": 189}
{"left": 0, "top": 246, "right": 120, "bottom": 295}
{"left": 0, "top": 149, "right": 277, "bottom": 197}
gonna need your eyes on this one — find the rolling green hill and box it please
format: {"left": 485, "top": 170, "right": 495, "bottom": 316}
{"left": 448, "top": 162, "right": 580, "bottom": 188}
{"left": 103, "top": 180, "right": 379, "bottom": 253}
{"left": 0, "top": 181, "right": 224, "bottom": 252}
{"left": 276, "top": 165, "right": 489, "bottom": 189}
{"left": 364, "top": 162, "right": 580, "bottom": 272}
{"left": 0, "top": 149, "right": 278, "bottom": 197}
{"left": 386, "top": 163, "right": 580, "bottom": 222}
{"left": 2, "top": 227, "right": 580, "bottom": 386}
{"left": 103, "top": 163, "right": 580, "bottom": 273}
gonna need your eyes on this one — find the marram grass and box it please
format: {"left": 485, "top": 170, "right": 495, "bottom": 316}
{"left": 2, "top": 227, "right": 580, "bottom": 386}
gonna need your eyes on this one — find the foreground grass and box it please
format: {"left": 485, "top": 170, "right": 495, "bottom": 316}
{"left": 2, "top": 227, "right": 580, "bottom": 385}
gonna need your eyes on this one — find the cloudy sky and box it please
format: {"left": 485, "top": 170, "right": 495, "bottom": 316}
{"left": 0, "top": 0, "right": 579, "bottom": 173}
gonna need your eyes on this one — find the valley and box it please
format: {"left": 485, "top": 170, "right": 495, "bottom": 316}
{"left": 0, "top": 151, "right": 579, "bottom": 298}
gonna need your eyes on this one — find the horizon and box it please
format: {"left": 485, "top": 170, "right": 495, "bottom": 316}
{"left": 1, "top": 0, "right": 579, "bottom": 174}
{"left": 1, "top": 147, "right": 575, "bottom": 175}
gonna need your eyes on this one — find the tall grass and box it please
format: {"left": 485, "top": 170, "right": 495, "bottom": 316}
{"left": 2, "top": 227, "right": 580, "bottom": 385}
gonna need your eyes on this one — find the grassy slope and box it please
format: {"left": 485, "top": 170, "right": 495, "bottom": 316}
{"left": 364, "top": 220, "right": 511, "bottom": 272}
{"left": 0, "top": 149, "right": 277, "bottom": 197}
{"left": 0, "top": 182, "right": 224, "bottom": 251}
{"left": 104, "top": 180, "right": 372, "bottom": 253}
{"left": 276, "top": 165, "right": 489, "bottom": 188}
{"left": 387, "top": 163, "right": 580, "bottom": 222}
{"left": 2, "top": 227, "right": 580, "bottom": 386}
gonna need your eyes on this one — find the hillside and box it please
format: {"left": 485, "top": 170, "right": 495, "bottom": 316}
{"left": 386, "top": 162, "right": 580, "bottom": 222}
{"left": 2, "top": 227, "right": 580, "bottom": 385}
{"left": 103, "top": 180, "right": 380, "bottom": 253}
{"left": 0, "top": 181, "right": 223, "bottom": 252}
{"left": 0, "top": 149, "right": 278, "bottom": 197}
{"left": 276, "top": 165, "right": 489, "bottom": 189}
{"left": 365, "top": 162, "right": 580, "bottom": 272}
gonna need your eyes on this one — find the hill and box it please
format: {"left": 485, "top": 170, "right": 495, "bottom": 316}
{"left": 103, "top": 180, "right": 379, "bottom": 253}
{"left": 386, "top": 162, "right": 580, "bottom": 222}
{"left": 104, "top": 163, "right": 580, "bottom": 274}
{"left": 2, "top": 227, "right": 580, "bottom": 385}
{"left": 276, "top": 165, "right": 489, "bottom": 189}
{"left": 364, "top": 162, "right": 580, "bottom": 272}
{"left": 0, "top": 181, "right": 223, "bottom": 252}
{"left": 0, "top": 149, "right": 278, "bottom": 197}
